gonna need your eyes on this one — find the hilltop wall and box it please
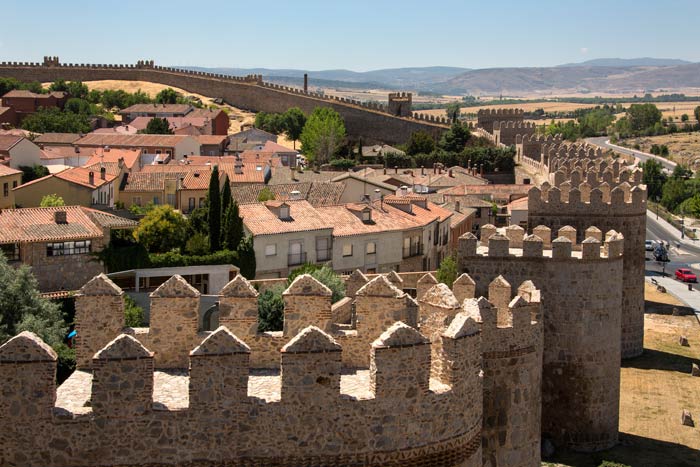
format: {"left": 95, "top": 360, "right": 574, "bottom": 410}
{"left": 0, "top": 60, "right": 449, "bottom": 145}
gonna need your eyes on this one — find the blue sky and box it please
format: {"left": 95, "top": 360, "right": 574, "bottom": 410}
{"left": 2, "top": 0, "right": 699, "bottom": 71}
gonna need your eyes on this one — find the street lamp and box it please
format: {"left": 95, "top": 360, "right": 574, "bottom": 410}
{"left": 681, "top": 207, "right": 685, "bottom": 240}
{"left": 655, "top": 196, "right": 659, "bottom": 220}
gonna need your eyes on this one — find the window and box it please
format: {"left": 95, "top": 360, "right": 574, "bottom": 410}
{"left": 316, "top": 237, "right": 331, "bottom": 262}
{"left": 475, "top": 209, "right": 482, "bottom": 219}
{"left": 133, "top": 196, "right": 141, "bottom": 206}
{"left": 362, "top": 210, "right": 371, "bottom": 222}
{"left": 153, "top": 196, "right": 160, "bottom": 205}
{"left": 188, "top": 198, "right": 195, "bottom": 211}
{"left": 280, "top": 205, "right": 290, "bottom": 219}
{"left": 167, "top": 194, "right": 176, "bottom": 206}
{"left": 199, "top": 197, "right": 205, "bottom": 208}
{"left": 0, "top": 243, "right": 20, "bottom": 261}
{"left": 2, "top": 183, "right": 7, "bottom": 197}
{"left": 47, "top": 240, "right": 91, "bottom": 256}
{"left": 342, "top": 243, "right": 353, "bottom": 257}
{"left": 265, "top": 244, "right": 277, "bottom": 256}
{"left": 366, "top": 242, "right": 376, "bottom": 255}
{"left": 12, "top": 181, "right": 17, "bottom": 188}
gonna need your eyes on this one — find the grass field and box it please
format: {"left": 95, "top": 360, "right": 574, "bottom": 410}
{"left": 544, "top": 283, "right": 700, "bottom": 467}
{"left": 63, "top": 80, "right": 297, "bottom": 149}
{"left": 623, "top": 132, "right": 700, "bottom": 167}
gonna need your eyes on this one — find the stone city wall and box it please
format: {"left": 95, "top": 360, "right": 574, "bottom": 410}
{"left": 0, "top": 60, "right": 449, "bottom": 145}
{"left": 528, "top": 178, "right": 647, "bottom": 360}
{"left": 458, "top": 226, "right": 624, "bottom": 452}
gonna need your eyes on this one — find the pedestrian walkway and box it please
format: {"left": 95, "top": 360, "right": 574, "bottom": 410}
{"left": 647, "top": 210, "right": 699, "bottom": 249}
{"left": 645, "top": 273, "right": 700, "bottom": 313}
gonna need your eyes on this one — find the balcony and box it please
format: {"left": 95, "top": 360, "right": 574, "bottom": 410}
{"left": 402, "top": 244, "right": 424, "bottom": 259}
{"left": 316, "top": 248, "right": 332, "bottom": 262}
{"left": 288, "top": 252, "right": 307, "bottom": 266}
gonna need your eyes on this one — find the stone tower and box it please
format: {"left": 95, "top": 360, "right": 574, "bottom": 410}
{"left": 388, "top": 92, "right": 412, "bottom": 117}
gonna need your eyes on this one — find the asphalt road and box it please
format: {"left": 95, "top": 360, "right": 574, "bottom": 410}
{"left": 586, "top": 136, "right": 677, "bottom": 171}
{"left": 646, "top": 211, "right": 700, "bottom": 281}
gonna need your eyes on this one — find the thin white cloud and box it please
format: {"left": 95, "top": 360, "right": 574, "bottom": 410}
{"left": 580, "top": 47, "right": 589, "bottom": 55}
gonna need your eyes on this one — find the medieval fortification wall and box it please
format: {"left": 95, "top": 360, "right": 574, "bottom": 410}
{"left": 1, "top": 271, "right": 545, "bottom": 467}
{"left": 0, "top": 58, "right": 449, "bottom": 145}
{"left": 458, "top": 225, "right": 625, "bottom": 452}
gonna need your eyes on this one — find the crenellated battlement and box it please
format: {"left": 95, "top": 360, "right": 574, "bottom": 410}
{"left": 476, "top": 108, "right": 525, "bottom": 134}
{"left": 528, "top": 182, "right": 646, "bottom": 217}
{"left": 492, "top": 120, "right": 537, "bottom": 145}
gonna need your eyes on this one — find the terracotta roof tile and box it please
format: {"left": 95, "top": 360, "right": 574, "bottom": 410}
{"left": 230, "top": 182, "right": 343, "bottom": 206}
{"left": 0, "top": 164, "right": 21, "bottom": 176}
{"left": 197, "top": 135, "right": 228, "bottom": 145}
{"left": 75, "top": 133, "right": 193, "bottom": 148}
{"left": 54, "top": 165, "right": 120, "bottom": 189}
{"left": 33, "top": 133, "right": 82, "bottom": 145}
{"left": 84, "top": 148, "right": 141, "bottom": 170}
{"left": 122, "top": 171, "right": 185, "bottom": 192}
{"left": 0, "top": 206, "right": 127, "bottom": 243}
{"left": 119, "top": 103, "right": 192, "bottom": 114}
{"left": 181, "top": 170, "right": 212, "bottom": 190}
{"left": 261, "top": 141, "right": 297, "bottom": 153}
{"left": 239, "top": 200, "right": 333, "bottom": 236}
{"left": 0, "top": 135, "right": 24, "bottom": 152}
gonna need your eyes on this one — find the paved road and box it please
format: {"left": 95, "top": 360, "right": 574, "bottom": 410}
{"left": 586, "top": 136, "right": 676, "bottom": 171}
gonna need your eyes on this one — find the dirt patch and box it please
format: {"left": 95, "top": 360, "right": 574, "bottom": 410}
{"left": 622, "top": 132, "right": 700, "bottom": 168}
{"left": 545, "top": 286, "right": 700, "bottom": 466}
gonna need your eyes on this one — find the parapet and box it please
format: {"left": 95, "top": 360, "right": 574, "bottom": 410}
{"left": 528, "top": 183, "right": 646, "bottom": 216}
{"left": 460, "top": 224, "right": 624, "bottom": 260}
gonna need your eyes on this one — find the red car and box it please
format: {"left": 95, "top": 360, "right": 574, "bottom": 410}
{"left": 675, "top": 268, "right": 697, "bottom": 283}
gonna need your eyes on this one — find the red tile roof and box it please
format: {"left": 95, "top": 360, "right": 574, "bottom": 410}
{"left": 119, "top": 103, "right": 192, "bottom": 114}
{"left": 0, "top": 164, "right": 21, "bottom": 177}
{"left": 84, "top": 148, "right": 142, "bottom": 170}
{"left": 75, "top": 133, "right": 193, "bottom": 148}
{"left": 0, "top": 206, "right": 134, "bottom": 244}
{"left": 33, "top": 133, "right": 83, "bottom": 145}
{"left": 181, "top": 170, "right": 212, "bottom": 190}
{"left": 54, "top": 165, "right": 120, "bottom": 189}
{"left": 122, "top": 172, "right": 185, "bottom": 192}
{"left": 197, "top": 135, "right": 228, "bottom": 145}
{"left": 0, "top": 135, "right": 24, "bottom": 152}
{"left": 261, "top": 141, "right": 297, "bottom": 153}
{"left": 239, "top": 200, "right": 333, "bottom": 236}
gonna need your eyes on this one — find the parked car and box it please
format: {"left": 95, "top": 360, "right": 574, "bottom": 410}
{"left": 645, "top": 240, "right": 656, "bottom": 251}
{"left": 675, "top": 268, "right": 697, "bottom": 283}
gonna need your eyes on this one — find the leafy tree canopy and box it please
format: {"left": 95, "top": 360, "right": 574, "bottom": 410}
{"left": 300, "top": 107, "right": 346, "bottom": 165}
{"left": 141, "top": 117, "right": 173, "bottom": 134}
{"left": 133, "top": 205, "right": 188, "bottom": 253}
{"left": 40, "top": 193, "right": 66, "bottom": 207}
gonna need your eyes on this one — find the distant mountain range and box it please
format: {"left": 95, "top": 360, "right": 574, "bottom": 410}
{"left": 181, "top": 58, "right": 700, "bottom": 96}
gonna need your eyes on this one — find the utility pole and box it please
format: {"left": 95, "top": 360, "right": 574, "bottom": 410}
{"left": 656, "top": 196, "right": 659, "bottom": 220}
{"left": 681, "top": 207, "right": 685, "bottom": 240}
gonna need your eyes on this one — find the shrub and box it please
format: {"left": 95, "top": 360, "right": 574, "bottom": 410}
{"left": 436, "top": 255, "right": 458, "bottom": 287}
{"left": 185, "top": 232, "right": 210, "bottom": 256}
{"left": 148, "top": 249, "right": 238, "bottom": 268}
{"left": 257, "top": 284, "right": 285, "bottom": 332}
{"left": 329, "top": 158, "right": 356, "bottom": 170}
{"left": 124, "top": 295, "right": 144, "bottom": 327}
{"left": 287, "top": 264, "right": 345, "bottom": 303}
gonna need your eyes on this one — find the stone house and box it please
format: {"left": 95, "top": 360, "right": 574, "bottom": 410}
{"left": 0, "top": 134, "right": 44, "bottom": 169}
{"left": 0, "top": 206, "right": 136, "bottom": 291}
{"left": 1, "top": 89, "right": 67, "bottom": 121}
{"left": 239, "top": 200, "right": 335, "bottom": 279}
{"left": 118, "top": 103, "right": 192, "bottom": 123}
{"left": 0, "top": 106, "right": 18, "bottom": 128}
{"left": 0, "top": 164, "right": 21, "bottom": 208}
{"left": 188, "top": 108, "right": 230, "bottom": 135}
{"left": 227, "top": 127, "right": 278, "bottom": 155}
{"left": 74, "top": 133, "right": 201, "bottom": 163}
{"left": 196, "top": 135, "right": 228, "bottom": 156}
{"left": 328, "top": 172, "right": 396, "bottom": 203}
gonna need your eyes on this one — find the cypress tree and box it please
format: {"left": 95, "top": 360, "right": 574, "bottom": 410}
{"left": 237, "top": 236, "right": 256, "bottom": 279}
{"left": 220, "top": 174, "right": 231, "bottom": 216}
{"left": 208, "top": 165, "right": 221, "bottom": 252}
{"left": 222, "top": 200, "right": 244, "bottom": 251}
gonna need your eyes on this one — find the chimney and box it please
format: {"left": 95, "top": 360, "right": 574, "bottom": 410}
{"left": 104, "top": 145, "right": 110, "bottom": 152}
{"left": 449, "top": 169, "right": 453, "bottom": 177}
{"left": 54, "top": 210, "right": 67, "bottom": 224}
{"left": 421, "top": 166, "right": 425, "bottom": 175}
{"left": 399, "top": 185, "right": 408, "bottom": 197}
{"left": 303, "top": 73, "right": 308, "bottom": 93}
{"left": 88, "top": 171, "right": 95, "bottom": 185}
{"left": 361, "top": 194, "right": 371, "bottom": 204}
{"left": 290, "top": 190, "right": 301, "bottom": 200}
{"left": 100, "top": 167, "right": 106, "bottom": 180}
{"left": 74, "top": 146, "right": 80, "bottom": 153}
{"left": 383, "top": 167, "right": 386, "bottom": 175}
{"left": 395, "top": 166, "right": 398, "bottom": 174}
{"left": 455, "top": 200, "right": 460, "bottom": 212}
{"left": 480, "top": 164, "right": 484, "bottom": 176}
{"left": 373, "top": 188, "right": 381, "bottom": 201}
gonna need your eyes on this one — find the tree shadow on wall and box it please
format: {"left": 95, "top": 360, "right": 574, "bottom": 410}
{"left": 547, "top": 433, "right": 700, "bottom": 467}
{"left": 622, "top": 348, "right": 698, "bottom": 373}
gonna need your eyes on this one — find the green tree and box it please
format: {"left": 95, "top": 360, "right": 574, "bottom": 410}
{"left": 681, "top": 114, "right": 689, "bottom": 122}
{"left": 694, "top": 106, "right": 700, "bottom": 123}
{"left": 141, "top": 117, "right": 173, "bottom": 134}
{"left": 133, "top": 205, "right": 188, "bottom": 253}
{"left": 300, "top": 107, "right": 346, "bottom": 165}
{"left": 48, "top": 79, "right": 68, "bottom": 92}
{"left": 626, "top": 103, "right": 662, "bottom": 132}
{"left": 221, "top": 201, "right": 244, "bottom": 251}
{"left": 287, "top": 264, "right": 345, "bottom": 303}
{"left": 124, "top": 295, "right": 144, "bottom": 327}
{"left": 187, "top": 206, "right": 209, "bottom": 236}
{"left": 237, "top": 236, "right": 256, "bottom": 279}
{"left": 185, "top": 232, "right": 210, "bottom": 256}
{"left": 208, "top": 166, "right": 221, "bottom": 252}
{"left": 155, "top": 87, "right": 180, "bottom": 104}
{"left": 220, "top": 175, "right": 231, "bottom": 215}
{"left": 257, "top": 187, "right": 275, "bottom": 202}
{"left": 406, "top": 130, "right": 436, "bottom": 156}
{"left": 438, "top": 122, "right": 471, "bottom": 152}
{"left": 446, "top": 102, "right": 461, "bottom": 123}
{"left": 639, "top": 160, "right": 666, "bottom": 201}
{"left": 40, "top": 193, "right": 65, "bottom": 207}
{"left": 257, "top": 284, "right": 285, "bottom": 332}
{"left": 64, "top": 98, "right": 92, "bottom": 115}
{"left": 18, "top": 164, "right": 49, "bottom": 184}
{"left": 436, "top": 255, "right": 458, "bottom": 287}
{"left": 21, "top": 107, "right": 91, "bottom": 133}
{"left": 283, "top": 107, "right": 306, "bottom": 149}
{"left": 0, "top": 253, "right": 66, "bottom": 347}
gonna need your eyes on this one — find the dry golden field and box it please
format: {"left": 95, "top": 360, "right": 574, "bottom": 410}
{"left": 50, "top": 80, "right": 297, "bottom": 149}
{"left": 545, "top": 283, "right": 700, "bottom": 467}
{"left": 624, "top": 132, "right": 700, "bottom": 166}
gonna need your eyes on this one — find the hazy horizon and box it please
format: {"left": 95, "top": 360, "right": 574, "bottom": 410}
{"left": 3, "top": 0, "right": 700, "bottom": 71}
